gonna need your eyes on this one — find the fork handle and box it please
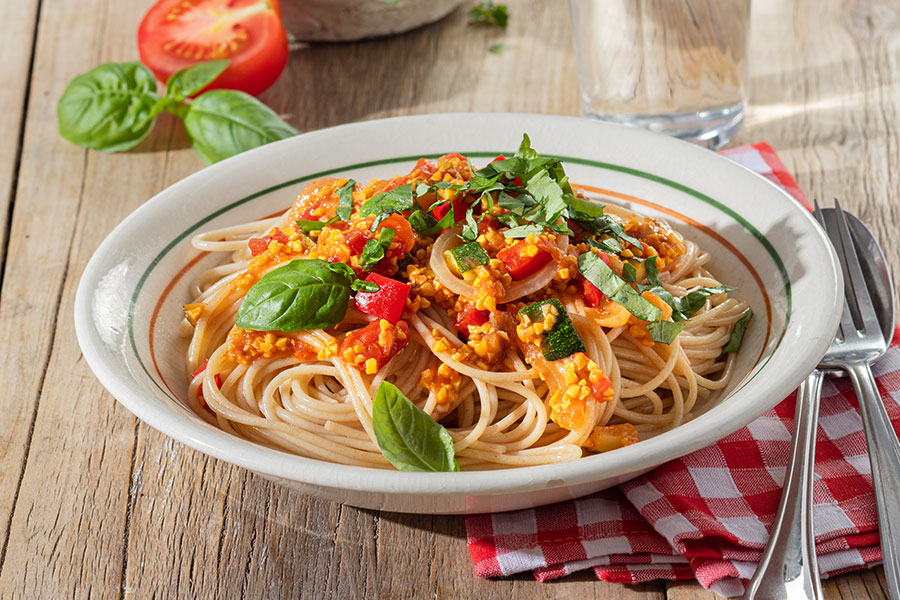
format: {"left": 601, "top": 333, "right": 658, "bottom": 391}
{"left": 743, "top": 370, "right": 824, "bottom": 600}
{"left": 846, "top": 361, "right": 900, "bottom": 600}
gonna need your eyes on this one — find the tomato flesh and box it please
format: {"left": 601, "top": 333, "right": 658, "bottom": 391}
{"left": 248, "top": 227, "right": 288, "bottom": 256}
{"left": 340, "top": 319, "right": 410, "bottom": 371}
{"left": 454, "top": 307, "right": 490, "bottom": 336}
{"left": 354, "top": 273, "right": 411, "bottom": 324}
{"left": 497, "top": 239, "right": 553, "bottom": 280}
{"left": 580, "top": 278, "right": 605, "bottom": 308}
{"left": 138, "top": 0, "right": 288, "bottom": 96}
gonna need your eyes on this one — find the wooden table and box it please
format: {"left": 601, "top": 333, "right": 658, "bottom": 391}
{"left": 1, "top": 0, "right": 897, "bottom": 597}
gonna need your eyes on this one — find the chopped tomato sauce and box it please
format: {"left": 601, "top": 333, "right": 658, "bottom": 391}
{"left": 340, "top": 319, "right": 410, "bottom": 373}
{"left": 248, "top": 227, "right": 289, "bottom": 256}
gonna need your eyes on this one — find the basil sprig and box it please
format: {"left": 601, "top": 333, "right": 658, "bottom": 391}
{"left": 58, "top": 60, "right": 298, "bottom": 164}
{"left": 372, "top": 382, "right": 460, "bottom": 472}
{"left": 236, "top": 259, "right": 375, "bottom": 331}
{"left": 57, "top": 62, "right": 159, "bottom": 152}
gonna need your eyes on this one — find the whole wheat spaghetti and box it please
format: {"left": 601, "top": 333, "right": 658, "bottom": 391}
{"left": 182, "top": 141, "right": 751, "bottom": 471}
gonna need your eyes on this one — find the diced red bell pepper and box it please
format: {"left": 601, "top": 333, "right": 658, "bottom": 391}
{"left": 454, "top": 307, "right": 490, "bottom": 336}
{"left": 580, "top": 279, "right": 605, "bottom": 308}
{"left": 248, "top": 228, "right": 289, "bottom": 256}
{"left": 496, "top": 240, "right": 553, "bottom": 280}
{"left": 430, "top": 198, "right": 467, "bottom": 235}
{"left": 354, "top": 272, "right": 411, "bottom": 324}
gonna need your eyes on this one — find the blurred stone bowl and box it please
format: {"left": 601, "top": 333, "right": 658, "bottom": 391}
{"left": 282, "top": 0, "right": 468, "bottom": 42}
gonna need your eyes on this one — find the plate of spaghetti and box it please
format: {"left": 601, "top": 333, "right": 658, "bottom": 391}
{"left": 75, "top": 113, "right": 842, "bottom": 514}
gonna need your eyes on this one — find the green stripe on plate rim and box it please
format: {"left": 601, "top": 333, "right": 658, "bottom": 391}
{"left": 128, "top": 151, "right": 791, "bottom": 401}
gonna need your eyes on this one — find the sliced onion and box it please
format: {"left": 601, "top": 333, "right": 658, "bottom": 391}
{"left": 429, "top": 225, "right": 476, "bottom": 297}
{"left": 430, "top": 224, "right": 569, "bottom": 303}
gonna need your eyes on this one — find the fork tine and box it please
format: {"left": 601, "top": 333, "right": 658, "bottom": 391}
{"left": 831, "top": 199, "right": 881, "bottom": 336}
{"left": 816, "top": 201, "right": 856, "bottom": 339}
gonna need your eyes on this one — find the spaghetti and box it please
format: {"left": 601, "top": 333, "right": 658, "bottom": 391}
{"left": 182, "top": 140, "right": 751, "bottom": 471}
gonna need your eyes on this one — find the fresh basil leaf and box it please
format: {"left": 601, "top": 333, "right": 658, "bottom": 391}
{"left": 415, "top": 182, "right": 432, "bottom": 197}
{"left": 497, "top": 213, "right": 520, "bottom": 229}
{"left": 372, "top": 381, "right": 459, "bottom": 472}
{"left": 336, "top": 179, "right": 356, "bottom": 221}
{"left": 352, "top": 279, "right": 380, "bottom": 293}
{"left": 644, "top": 256, "right": 662, "bottom": 287}
{"left": 675, "top": 286, "right": 735, "bottom": 320}
{"left": 645, "top": 321, "right": 686, "bottom": 344}
{"left": 409, "top": 207, "right": 454, "bottom": 236}
{"left": 295, "top": 216, "right": 338, "bottom": 232}
{"left": 468, "top": 1, "right": 508, "bottom": 28}
{"left": 371, "top": 211, "right": 396, "bottom": 231}
{"left": 359, "top": 228, "right": 395, "bottom": 271}
{"left": 183, "top": 90, "right": 299, "bottom": 164}
{"left": 566, "top": 196, "right": 605, "bottom": 220}
{"left": 236, "top": 259, "right": 350, "bottom": 331}
{"left": 578, "top": 252, "right": 661, "bottom": 322}
{"left": 459, "top": 207, "right": 479, "bottom": 242}
{"left": 489, "top": 42, "right": 505, "bottom": 54}
{"left": 503, "top": 224, "right": 543, "bottom": 238}
{"left": 166, "top": 60, "right": 229, "bottom": 100}
{"left": 621, "top": 262, "right": 637, "bottom": 283}
{"left": 497, "top": 191, "right": 535, "bottom": 214}
{"left": 526, "top": 170, "right": 567, "bottom": 223}
{"left": 359, "top": 184, "right": 415, "bottom": 217}
{"left": 586, "top": 237, "right": 622, "bottom": 254}
{"left": 724, "top": 309, "right": 753, "bottom": 352}
{"left": 57, "top": 61, "right": 159, "bottom": 153}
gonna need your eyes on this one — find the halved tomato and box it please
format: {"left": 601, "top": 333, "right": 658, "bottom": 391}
{"left": 137, "top": 0, "right": 289, "bottom": 96}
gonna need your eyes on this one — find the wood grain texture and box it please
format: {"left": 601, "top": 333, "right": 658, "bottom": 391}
{"left": 0, "top": 0, "right": 39, "bottom": 274}
{"left": 0, "top": 0, "right": 895, "bottom": 598}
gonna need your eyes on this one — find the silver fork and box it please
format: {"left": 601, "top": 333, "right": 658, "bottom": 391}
{"left": 819, "top": 200, "right": 900, "bottom": 600}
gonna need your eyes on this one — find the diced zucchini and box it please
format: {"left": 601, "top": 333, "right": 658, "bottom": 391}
{"left": 519, "top": 298, "right": 586, "bottom": 361}
{"left": 449, "top": 242, "right": 490, "bottom": 273}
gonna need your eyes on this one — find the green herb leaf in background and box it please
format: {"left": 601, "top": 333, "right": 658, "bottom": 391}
{"left": 183, "top": 89, "right": 300, "bottom": 164}
{"left": 57, "top": 61, "right": 159, "bottom": 153}
{"left": 166, "top": 60, "right": 230, "bottom": 101}
{"left": 372, "top": 382, "right": 460, "bottom": 472}
{"left": 468, "top": 1, "right": 509, "bottom": 28}
{"left": 236, "top": 259, "right": 351, "bottom": 331}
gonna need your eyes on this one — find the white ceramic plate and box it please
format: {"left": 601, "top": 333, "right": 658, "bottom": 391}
{"left": 74, "top": 113, "right": 842, "bottom": 514}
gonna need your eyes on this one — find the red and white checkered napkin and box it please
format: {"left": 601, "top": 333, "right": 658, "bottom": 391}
{"left": 466, "top": 143, "right": 900, "bottom": 596}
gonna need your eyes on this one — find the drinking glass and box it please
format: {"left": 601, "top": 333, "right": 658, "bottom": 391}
{"left": 569, "top": 0, "right": 751, "bottom": 149}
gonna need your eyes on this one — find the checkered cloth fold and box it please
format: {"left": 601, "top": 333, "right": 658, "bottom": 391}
{"left": 466, "top": 142, "right": 899, "bottom": 597}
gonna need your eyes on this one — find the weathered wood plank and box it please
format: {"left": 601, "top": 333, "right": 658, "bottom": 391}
{"left": 0, "top": 0, "right": 40, "bottom": 273}
{"left": 1, "top": 0, "right": 896, "bottom": 598}
{"left": 0, "top": 0, "right": 180, "bottom": 595}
